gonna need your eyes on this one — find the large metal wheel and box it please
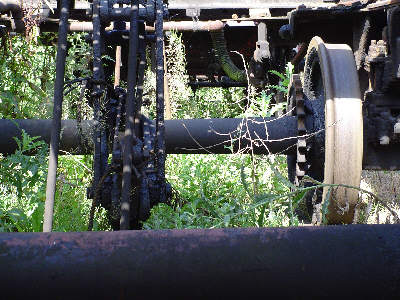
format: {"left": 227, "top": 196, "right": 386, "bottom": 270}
{"left": 303, "top": 37, "right": 363, "bottom": 224}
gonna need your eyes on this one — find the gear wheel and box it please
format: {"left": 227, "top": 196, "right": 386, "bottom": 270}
{"left": 287, "top": 74, "right": 308, "bottom": 187}
{"left": 286, "top": 73, "right": 317, "bottom": 223}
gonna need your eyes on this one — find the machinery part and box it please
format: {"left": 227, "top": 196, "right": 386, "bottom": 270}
{"left": 90, "top": 0, "right": 108, "bottom": 232}
{"left": 120, "top": 0, "right": 140, "bottom": 230}
{"left": 136, "top": 22, "right": 147, "bottom": 115}
{"left": 362, "top": 9, "right": 400, "bottom": 170}
{"left": 188, "top": 80, "right": 247, "bottom": 89}
{"left": 388, "top": 6, "right": 400, "bottom": 80}
{"left": 98, "top": 0, "right": 166, "bottom": 23}
{"left": 353, "top": 16, "right": 371, "bottom": 71}
{"left": 109, "top": 89, "right": 125, "bottom": 229}
{"left": 0, "top": 117, "right": 299, "bottom": 156}
{"left": 291, "top": 74, "right": 307, "bottom": 186}
{"left": 290, "top": 43, "right": 307, "bottom": 67}
{"left": 43, "top": 0, "right": 70, "bottom": 233}
{"left": 210, "top": 29, "right": 247, "bottom": 83}
{"left": 249, "top": 22, "right": 271, "bottom": 86}
{"left": 155, "top": 0, "right": 167, "bottom": 207}
{"left": 0, "top": 0, "right": 23, "bottom": 19}
{"left": 304, "top": 36, "right": 363, "bottom": 224}
{"left": 146, "top": 20, "right": 224, "bottom": 32}
{"left": 0, "top": 225, "right": 399, "bottom": 299}
{"left": 286, "top": 73, "right": 314, "bottom": 222}
{"left": 16, "top": 20, "right": 225, "bottom": 33}
{"left": 167, "top": 0, "right": 314, "bottom": 21}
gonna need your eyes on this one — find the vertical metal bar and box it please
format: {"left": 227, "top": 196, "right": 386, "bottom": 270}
{"left": 136, "top": 21, "right": 146, "bottom": 115}
{"left": 91, "top": 0, "right": 105, "bottom": 216}
{"left": 163, "top": 41, "right": 172, "bottom": 120}
{"left": 111, "top": 91, "right": 125, "bottom": 228}
{"left": 155, "top": 0, "right": 166, "bottom": 204}
{"left": 120, "top": 0, "right": 139, "bottom": 230}
{"left": 114, "top": 3, "right": 124, "bottom": 88}
{"left": 43, "top": 0, "right": 70, "bottom": 232}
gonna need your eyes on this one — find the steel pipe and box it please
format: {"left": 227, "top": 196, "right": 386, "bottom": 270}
{"left": 189, "top": 80, "right": 248, "bottom": 88}
{"left": 0, "top": 119, "right": 94, "bottom": 155}
{"left": 0, "top": 117, "right": 298, "bottom": 155}
{"left": 165, "top": 116, "right": 297, "bottom": 154}
{"left": 37, "top": 20, "right": 225, "bottom": 32}
{"left": 0, "top": 225, "right": 399, "bottom": 299}
{"left": 147, "top": 20, "right": 224, "bottom": 32}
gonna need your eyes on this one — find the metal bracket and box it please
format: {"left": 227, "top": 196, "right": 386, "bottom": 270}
{"left": 186, "top": 7, "right": 200, "bottom": 18}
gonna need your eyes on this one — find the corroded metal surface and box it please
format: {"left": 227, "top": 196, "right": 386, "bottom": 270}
{"left": 0, "top": 225, "right": 399, "bottom": 299}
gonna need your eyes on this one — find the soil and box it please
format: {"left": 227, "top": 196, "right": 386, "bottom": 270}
{"left": 360, "top": 171, "right": 400, "bottom": 224}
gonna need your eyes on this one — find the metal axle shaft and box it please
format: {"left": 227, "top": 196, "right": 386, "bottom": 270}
{"left": 0, "top": 225, "right": 399, "bottom": 299}
{"left": 0, "top": 117, "right": 298, "bottom": 155}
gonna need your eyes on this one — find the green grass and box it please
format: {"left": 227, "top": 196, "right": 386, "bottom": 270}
{"left": 143, "top": 154, "right": 297, "bottom": 229}
{"left": 0, "top": 30, "right": 299, "bottom": 232}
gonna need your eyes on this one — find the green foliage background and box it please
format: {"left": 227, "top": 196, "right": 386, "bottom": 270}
{"left": 0, "top": 29, "right": 301, "bottom": 232}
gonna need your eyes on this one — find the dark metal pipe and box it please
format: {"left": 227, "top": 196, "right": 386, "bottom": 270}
{"left": 146, "top": 20, "right": 225, "bottom": 32}
{"left": 43, "top": 0, "right": 70, "bottom": 233}
{"left": 0, "top": 119, "right": 94, "bottom": 155}
{"left": 0, "top": 117, "right": 298, "bottom": 155}
{"left": 164, "top": 117, "right": 297, "bottom": 155}
{"left": 189, "top": 81, "right": 247, "bottom": 88}
{"left": 0, "top": 225, "right": 399, "bottom": 299}
{"left": 37, "top": 20, "right": 224, "bottom": 33}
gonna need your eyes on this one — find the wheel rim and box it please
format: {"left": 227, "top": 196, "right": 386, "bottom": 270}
{"left": 304, "top": 37, "right": 363, "bottom": 224}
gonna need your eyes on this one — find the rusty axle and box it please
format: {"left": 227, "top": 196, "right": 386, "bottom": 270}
{"left": 0, "top": 225, "right": 399, "bottom": 299}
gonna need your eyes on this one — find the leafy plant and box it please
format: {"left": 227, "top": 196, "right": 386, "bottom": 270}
{"left": 0, "top": 130, "right": 47, "bottom": 232}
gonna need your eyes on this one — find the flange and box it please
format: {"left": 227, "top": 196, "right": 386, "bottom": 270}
{"left": 304, "top": 36, "right": 363, "bottom": 224}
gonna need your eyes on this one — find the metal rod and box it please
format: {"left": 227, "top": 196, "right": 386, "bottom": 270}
{"left": 146, "top": 20, "right": 225, "bottom": 32}
{"left": 113, "top": 2, "right": 124, "bottom": 88}
{"left": 114, "top": 46, "right": 122, "bottom": 87}
{"left": 0, "top": 117, "right": 298, "bottom": 155}
{"left": 163, "top": 41, "right": 172, "bottom": 120}
{"left": 38, "top": 20, "right": 225, "bottom": 33}
{"left": 155, "top": 0, "right": 166, "bottom": 204}
{"left": 135, "top": 21, "right": 147, "bottom": 116}
{"left": 189, "top": 81, "right": 248, "bottom": 88}
{"left": 120, "top": 0, "right": 139, "bottom": 230}
{"left": 43, "top": 0, "right": 70, "bottom": 233}
{"left": 91, "top": 0, "right": 106, "bottom": 227}
{"left": 0, "top": 225, "right": 399, "bottom": 299}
